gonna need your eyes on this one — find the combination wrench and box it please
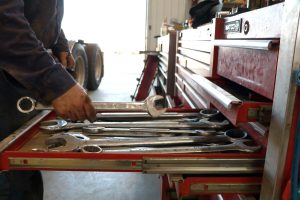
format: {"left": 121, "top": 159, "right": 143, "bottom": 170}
{"left": 39, "top": 118, "right": 230, "bottom": 131}
{"left": 44, "top": 129, "right": 248, "bottom": 153}
{"left": 96, "top": 108, "right": 220, "bottom": 121}
{"left": 81, "top": 127, "right": 218, "bottom": 137}
{"left": 100, "top": 140, "right": 261, "bottom": 154}
{"left": 17, "top": 95, "right": 167, "bottom": 117}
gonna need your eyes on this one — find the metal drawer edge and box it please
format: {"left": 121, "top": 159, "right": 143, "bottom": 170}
{"left": 142, "top": 157, "right": 264, "bottom": 174}
{"left": 9, "top": 157, "right": 142, "bottom": 171}
{"left": 214, "top": 39, "right": 279, "bottom": 50}
{"left": 0, "top": 111, "right": 50, "bottom": 153}
{"left": 191, "top": 74, "right": 242, "bottom": 109}
{"left": 189, "top": 183, "right": 261, "bottom": 194}
{"left": 175, "top": 73, "right": 208, "bottom": 108}
{"left": 175, "top": 82, "right": 197, "bottom": 109}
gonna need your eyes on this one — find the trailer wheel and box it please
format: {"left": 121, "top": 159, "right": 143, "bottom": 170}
{"left": 72, "top": 42, "right": 88, "bottom": 88}
{"left": 85, "top": 43, "right": 104, "bottom": 90}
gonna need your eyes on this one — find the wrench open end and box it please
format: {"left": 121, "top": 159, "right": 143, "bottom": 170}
{"left": 40, "top": 119, "right": 68, "bottom": 131}
{"left": 145, "top": 95, "right": 167, "bottom": 118}
{"left": 234, "top": 140, "right": 262, "bottom": 153}
{"left": 81, "top": 145, "right": 103, "bottom": 153}
{"left": 45, "top": 133, "right": 88, "bottom": 152}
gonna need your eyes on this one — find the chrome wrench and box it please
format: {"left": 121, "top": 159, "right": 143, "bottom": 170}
{"left": 17, "top": 95, "right": 167, "bottom": 117}
{"left": 45, "top": 129, "right": 247, "bottom": 152}
{"left": 39, "top": 118, "right": 230, "bottom": 131}
{"left": 82, "top": 127, "right": 218, "bottom": 137}
{"left": 100, "top": 140, "right": 261, "bottom": 154}
{"left": 96, "top": 108, "right": 220, "bottom": 121}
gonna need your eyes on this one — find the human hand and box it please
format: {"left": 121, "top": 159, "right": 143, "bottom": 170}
{"left": 51, "top": 84, "right": 96, "bottom": 122}
{"left": 58, "top": 51, "right": 75, "bottom": 69}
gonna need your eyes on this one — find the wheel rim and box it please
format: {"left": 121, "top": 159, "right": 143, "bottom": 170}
{"left": 95, "top": 50, "right": 102, "bottom": 81}
{"left": 75, "top": 56, "right": 86, "bottom": 86}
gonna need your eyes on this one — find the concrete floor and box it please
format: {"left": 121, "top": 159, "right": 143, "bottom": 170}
{"left": 42, "top": 53, "right": 162, "bottom": 200}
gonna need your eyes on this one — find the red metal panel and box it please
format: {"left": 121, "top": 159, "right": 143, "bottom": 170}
{"left": 134, "top": 55, "right": 158, "bottom": 101}
{"left": 210, "top": 18, "right": 224, "bottom": 79}
{"left": 217, "top": 47, "right": 278, "bottom": 100}
{"left": 176, "top": 177, "right": 262, "bottom": 199}
{"left": 161, "top": 175, "right": 172, "bottom": 200}
{"left": 238, "top": 123, "right": 267, "bottom": 149}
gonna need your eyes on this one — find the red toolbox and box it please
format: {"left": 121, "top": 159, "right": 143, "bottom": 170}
{"left": 0, "top": 2, "right": 299, "bottom": 200}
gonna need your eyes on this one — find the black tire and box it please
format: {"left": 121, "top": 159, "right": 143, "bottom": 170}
{"left": 72, "top": 42, "right": 88, "bottom": 88}
{"left": 85, "top": 43, "right": 104, "bottom": 90}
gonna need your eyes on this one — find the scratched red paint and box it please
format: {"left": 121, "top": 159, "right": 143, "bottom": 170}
{"left": 217, "top": 47, "right": 278, "bottom": 100}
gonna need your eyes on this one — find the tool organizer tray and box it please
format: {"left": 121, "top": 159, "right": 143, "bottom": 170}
{"left": 0, "top": 110, "right": 265, "bottom": 175}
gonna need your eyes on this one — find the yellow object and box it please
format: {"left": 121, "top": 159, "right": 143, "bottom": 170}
{"left": 224, "top": 0, "right": 246, "bottom": 4}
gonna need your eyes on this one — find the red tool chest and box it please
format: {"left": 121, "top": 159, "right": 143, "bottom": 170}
{"left": 0, "top": 2, "right": 299, "bottom": 200}
{"left": 157, "top": 2, "right": 300, "bottom": 199}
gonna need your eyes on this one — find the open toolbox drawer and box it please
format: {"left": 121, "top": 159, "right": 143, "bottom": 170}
{"left": 175, "top": 63, "right": 272, "bottom": 125}
{"left": 0, "top": 110, "right": 266, "bottom": 174}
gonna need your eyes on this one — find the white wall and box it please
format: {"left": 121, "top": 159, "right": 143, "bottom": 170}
{"left": 63, "top": 0, "right": 190, "bottom": 52}
{"left": 63, "top": 0, "right": 147, "bottom": 53}
{"left": 146, "top": 0, "right": 192, "bottom": 51}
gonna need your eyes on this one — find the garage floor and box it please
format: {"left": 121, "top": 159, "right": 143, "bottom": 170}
{"left": 42, "top": 53, "right": 161, "bottom": 200}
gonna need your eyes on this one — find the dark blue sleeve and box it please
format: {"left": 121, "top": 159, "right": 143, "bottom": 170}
{"left": 52, "top": 29, "right": 70, "bottom": 55}
{"left": 0, "top": 0, "right": 76, "bottom": 103}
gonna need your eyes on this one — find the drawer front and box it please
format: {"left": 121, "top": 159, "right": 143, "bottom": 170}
{"left": 178, "top": 48, "right": 211, "bottom": 64}
{"left": 177, "top": 46, "right": 212, "bottom": 77}
{"left": 175, "top": 68, "right": 209, "bottom": 109}
{"left": 177, "top": 56, "right": 211, "bottom": 77}
{"left": 217, "top": 47, "right": 278, "bottom": 99}
{"left": 179, "top": 23, "right": 212, "bottom": 41}
{"left": 175, "top": 81, "right": 196, "bottom": 109}
{"left": 158, "top": 54, "right": 168, "bottom": 73}
{"left": 177, "top": 26, "right": 214, "bottom": 77}
{"left": 223, "top": 3, "right": 283, "bottom": 39}
{"left": 157, "top": 35, "right": 170, "bottom": 53}
{"left": 179, "top": 40, "right": 211, "bottom": 53}
{"left": 181, "top": 79, "right": 208, "bottom": 109}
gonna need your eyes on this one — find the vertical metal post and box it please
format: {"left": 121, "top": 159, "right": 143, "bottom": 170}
{"left": 260, "top": 1, "right": 300, "bottom": 199}
{"left": 166, "top": 31, "right": 177, "bottom": 96}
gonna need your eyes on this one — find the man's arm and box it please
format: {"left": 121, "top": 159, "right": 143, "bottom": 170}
{"left": 0, "top": 0, "right": 95, "bottom": 121}
{"left": 52, "top": 30, "right": 75, "bottom": 68}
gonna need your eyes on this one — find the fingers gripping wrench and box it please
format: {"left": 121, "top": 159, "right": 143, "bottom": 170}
{"left": 17, "top": 95, "right": 167, "bottom": 117}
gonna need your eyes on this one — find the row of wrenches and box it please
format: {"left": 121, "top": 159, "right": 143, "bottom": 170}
{"left": 34, "top": 108, "right": 261, "bottom": 153}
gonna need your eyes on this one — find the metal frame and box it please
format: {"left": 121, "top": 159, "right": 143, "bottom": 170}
{"left": 132, "top": 54, "right": 159, "bottom": 101}
{"left": 0, "top": 111, "right": 50, "bottom": 153}
{"left": 260, "top": 1, "right": 300, "bottom": 199}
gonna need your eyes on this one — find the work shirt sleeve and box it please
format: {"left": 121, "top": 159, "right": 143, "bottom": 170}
{"left": 52, "top": 29, "right": 70, "bottom": 55}
{"left": 0, "top": 0, "right": 76, "bottom": 103}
